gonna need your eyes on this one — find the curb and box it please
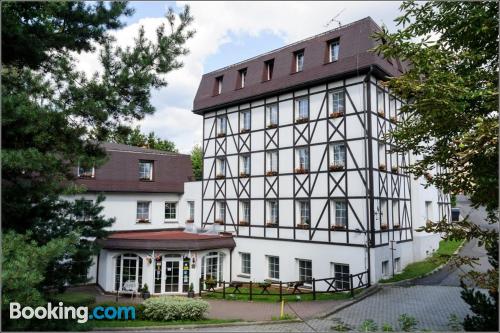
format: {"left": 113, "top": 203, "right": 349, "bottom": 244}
{"left": 379, "top": 239, "right": 467, "bottom": 286}
{"left": 315, "top": 285, "right": 381, "bottom": 319}
{"left": 93, "top": 319, "right": 303, "bottom": 331}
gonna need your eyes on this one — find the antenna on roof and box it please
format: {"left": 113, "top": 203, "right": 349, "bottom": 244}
{"left": 325, "top": 8, "right": 346, "bottom": 28}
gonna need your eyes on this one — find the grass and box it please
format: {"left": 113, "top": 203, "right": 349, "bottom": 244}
{"left": 47, "top": 292, "right": 96, "bottom": 306}
{"left": 202, "top": 287, "right": 360, "bottom": 302}
{"left": 91, "top": 318, "right": 240, "bottom": 328}
{"left": 380, "top": 238, "right": 464, "bottom": 283}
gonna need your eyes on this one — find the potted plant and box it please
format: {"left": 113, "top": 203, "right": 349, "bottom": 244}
{"left": 215, "top": 174, "right": 225, "bottom": 179}
{"left": 137, "top": 219, "right": 149, "bottom": 223}
{"left": 266, "top": 221, "right": 278, "bottom": 227}
{"left": 329, "top": 111, "right": 344, "bottom": 118}
{"left": 295, "top": 117, "right": 309, "bottom": 124}
{"left": 141, "top": 284, "right": 151, "bottom": 299}
{"left": 391, "top": 166, "right": 398, "bottom": 173}
{"left": 381, "top": 224, "right": 388, "bottom": 230}
{"left": 217, "top": 132, "right": 226, "bottom": 138}
{"left": 331, "top": 224, "right": 346, "bottom": 231}
{"left": 378, "top": 110, "right": 385, "bottom": 117}
{"left": 266, "top": 170, "right": 278, "bottom": 176}
{"left": 394, "top": 224, "right": 401, "bottom": 229}
{"left": 239, "top": 172, "right": 250, "bottom": 178}
{"left": 297, "top": 222, "right": 310, "bottom": 229}
{"left": 329, "top": 164, "right": 344, "bottom": 172}
{"left": 187, "top": 283, "right": 195, "bottom": 298}
{"left": 267, "top": 123, "right": 278, "bottom": 129}
{"left": 205, "top": 277, "right": 217, "bottom": 290}
{"left": 379, "top": 164, "right": 386, "bottom": 171}
{"left": 240, "top": 128, "right": 250, "bottom": 134}
{"left": 295, "top": 167, "right": 308, "bottom": 174}
{"left": 239, "top": 220, "right": 249, "bottom": 226}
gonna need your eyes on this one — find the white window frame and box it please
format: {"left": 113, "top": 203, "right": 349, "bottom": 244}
{"left": 295, "top": 97, "right": 309, "bottom": 120}
{"left": 329, "top": 40, "right": 340, "bottom": 62}
{"left": 240, "top": 155, "right": 250, "bottom": 175}
{"left": 330, "top": 142, "right": 346, "bottom": 167}
{"left": 298, "top": 200, "right": 310, "bottom": 225}
{"left": 268, "top": 200, "right": 278, "bottom": 224}
{"left": 298, "top": 259, "right": 312, "bottom": 284}
{"left": 217, "top": 158, "right": 226, "bottom": 176}
{"left": 239, "top": 69, "right": 246, "bottom": 88}
{"left": 377, "top": 88, "right": 385, "bottom": 113}
{"left": 333, "top": 200, "right": 347, "bottom": 227}
{"left": 380, "top": 199, "right": 388, "bottom": 226}
{"left": 331, "top": 263, "right": 350, "bottom": 289}
{"left": 295, "top": 51, "right": 304, "bottom": 72}
{"left": 267, "top": 150, "right": 278, "bottom": 173}
{"left": 267, "top": 103, "right": 278, "bottom": 126}
{"left": 136, "top": 201, "right": 151, "bottom": 222}
{"left": 216, "top": 76, "right": 223, "bottom": 95}
{"left": 187, "top": 201, "right": 195, "bottom": 220}
{"left": 240, "top": 252, "right": 251, "bottom": 275}
{"left": 241, "top": 110, "right": 251, "bottom": 130}
{"left": 218, "top": 117, "right": 227, "bottom": 135}
{"left": 296, "top": 147, "right": 309, "bottom": 171}
{"left": 164, "top": 202, "right": 177, "bottom": 221}
{"left": 265, "top": 60, "right": 274, "bottom": 80}
{"left": 139, "top": 161, "right": 153, "bottom": 180}
{"left": 268, "top": 256, "right": 280, "bottom": 280}
{"left": 241, "top": 200, "right": 250, "bottom": 222}
{"left": 425, "top": 201, "right": 433, "bottom": 221}
{"left": 217, "top": 201, "right": 225, "bottom": 222}
{"left": 394, "top": 257, "right": 401, "bottom": 272}
{"left": 329, "top": 89, "right": 345, "bottom": 114}
{"left": 382, "top": 260, "right": 389, "bottom": 277}
{"left": 77, "top": 164, "right": 95, "bottom": 178}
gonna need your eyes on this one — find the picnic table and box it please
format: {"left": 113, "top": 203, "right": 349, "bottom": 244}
{"left": 229, "top": 281, "right": 243, "bottom": 293}
{"left": 258, "top": 282, "right": 271, "bottom": 294}
{"left": 288, "top": 281, "right": 305, "bottom": 294}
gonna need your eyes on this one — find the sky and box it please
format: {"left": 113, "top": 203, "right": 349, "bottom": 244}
{"left": 77, "top": 1, "right": 404, "bottom": 153}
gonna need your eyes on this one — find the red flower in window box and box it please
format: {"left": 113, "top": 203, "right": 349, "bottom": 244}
{"left": 380, "top": 224, "right": 388, "bottom": 230}
{"left": 137, "top": 219, "right": 150, "bottom": 224}
{"left": 78, "top": 174, "right": 94, "bottom": 179}
{"left": 329, "top": 164, "right": 345, "bottom": 172}
{"left": 378, "top": 111, "right": 385, "bottom": 118}
{"left": 267, "top": 124, "right": 278, "bottom": 129}
{"left": 266, "top": 221, "right": 278, "bottom": 227}
{"left": 217, "top": 133, "right": 226, "bottom": 138}
{"left": 295, "top": 167, "right": 308, "bottom": 174}
{"left": 393, "top": 224, "right": 401, "bottom": 229}
{"left": 139, "top": 177, "right": 152, "bottom": 181}
{"left": 390, "top": 116, "right": 398, "bottom": 124}
{"left": 240, "top": 128, "right": 251, "bottom": 134}
{"left": 329, "top": 111, "right": 344, "bottom": 119}
{"left": 331, "top": 224, "right": 347, "bottom": 231}
{"left": 295, "top": 117, "right": 309, "bottom": 124}
{"left": 266, "top": 171, "right": 278, "bottom": 176}
{"left": 391, "top": 166, "right": 399, "bottom": 173}
{"left": 216, "top": 174, "right": 225, "bottom": 180}
{"left": 214, "top": 219, "right": 224, "bottom": 225}
{"left": 239, "top": 172, "right": 250, "bottom": 178}
{"left": 238, "top": 221, "right": 249, "bottom": 226}
{"left": 379, "top": 164, "right": 386, "bottom": 171}
{"left": 296, "top": 223, "right": 310, "bottom": 229}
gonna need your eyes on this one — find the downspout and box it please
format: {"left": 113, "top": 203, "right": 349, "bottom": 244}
{"left": 364, "top": 65, "right": 375, "bottom": 286}
{"left": 229, "top": 247, "right": 233, "bottom": 281}
{"left": 96, "top": 252, "right": 100, "bottom": 288}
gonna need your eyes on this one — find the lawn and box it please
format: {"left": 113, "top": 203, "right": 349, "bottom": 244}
{"left": 202, "top": 287, "right": 359, "bottom": 302}
{"left": 380, "top": 238, "right": 464, "bottom": 283}
{"left": 91, "top": 318, "right": 240, "bottom": 328}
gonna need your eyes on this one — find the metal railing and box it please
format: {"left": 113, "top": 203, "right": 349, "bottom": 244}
{"left": 199, "top": 270, "right": 369, "bottom": 301}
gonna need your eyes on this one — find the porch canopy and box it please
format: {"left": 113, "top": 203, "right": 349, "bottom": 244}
{"left": 98, "top": 229, "right": 236, "bottom": 251}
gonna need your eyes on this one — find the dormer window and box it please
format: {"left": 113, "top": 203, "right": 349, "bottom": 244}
{"left": 78, "top": 163, "right": 95, "bottom": 179}
{"left": 214, "top": 76, "right": 223, "bottom": 95}
{"left": 328, "top": 39, "right": 340, "bottom": 62}
{"left": 139, "top": 160, "right": 153, "bottom": 181}
{"left": 294, "top": 50, "right": 304, "bottom": 72}
{"left": 238, "top": 68, "right": 247, "bottom": 89}
{"left": 264, "top": 59, "right": 274, "bottom": 81}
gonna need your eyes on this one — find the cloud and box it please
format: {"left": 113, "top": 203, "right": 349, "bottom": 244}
{"left": 76, "top": 1, "right": 403, "bottom": 153}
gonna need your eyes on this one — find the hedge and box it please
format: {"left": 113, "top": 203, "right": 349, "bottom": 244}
{"left": 143, "top": 296, "right": 209, "bottom": 321}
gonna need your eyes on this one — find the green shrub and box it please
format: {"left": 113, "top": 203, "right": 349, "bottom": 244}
{"left": 398, "top": 314, "right": 418, "bottom": 331}
{"left": 359, "top": 319, "right": 378, "bottom": 332}
{"left": 143, "top": 296, "right": 209, "bottom": 321}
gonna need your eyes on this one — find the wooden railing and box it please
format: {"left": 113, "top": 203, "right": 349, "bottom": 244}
{"left": 199, "top": 270, "right": 369, "bottom": 301}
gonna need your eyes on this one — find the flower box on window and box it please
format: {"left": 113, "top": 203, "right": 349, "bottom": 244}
{"left": 331, "top": 224, "right": 347, "bottom": 231}
{"left": 78, "top": 174, "right": 94, "bottom": 179}
{"left": 380, "top": 224, "right": 388, "bottom": 230}
{"left": 139, "top": 177, "right": 152, "bottom": 181}
{"left": 329, "top": 111, "right": 344, "bottom": 119}
{"left": 185, "top": 219, "right": 194, "bottom": 223}
{"left": 390, "top": 116, "right": 398, "bottom": 124}
{"left": 329, "top": 164, "right": 345, "bottom": 172}
{"left": 238, "top": 221, "right": 249, "bottom": 226}
{"left": 295, "top": 167, "right": 309, "bottom": 174}
{"left": 391, "top": 166, "right": 399, "bottom": 173}
{"left": 215, "top": 174, "right": 225, "bottom": 180}
{"left": 137, "top": 219, "right": 150, "bottom": 224}
{"left": 393, "top": 224, "right": 401, "bottom": 229}
{"left": 217, "top": 133, "right": 226, "bottom": 138}
{"left": 379, "top": 164, "right": 386, "bottom": 171}
{"left": 266, "top": 221, "right": 278, "bottom": 227}
{"left": 296, "top": 223, "right": 310, "bottom": 229}
{"left": 266, "top": 171, "right": 278, "bottom": 177}
{"left": 295, "top": 117, "right": 309, "bottom": 124}
{"left": 378, "top": 111, "right": 385, "bottom": 118}
{"left": 214, "top": 219, "right": 224, "bottom": 225}
{"left": 239, "top": 172, "right": 250, "bottom": 178}
{"left": 267, "top": 123, "right": 278, "bottom": 129}
{"left": 240, "top": 128, "right": 250, "bottom": 134}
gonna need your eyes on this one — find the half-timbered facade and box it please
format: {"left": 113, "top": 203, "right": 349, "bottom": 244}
{"left": 193, "top": 17, "right": 449, "bottom": 286}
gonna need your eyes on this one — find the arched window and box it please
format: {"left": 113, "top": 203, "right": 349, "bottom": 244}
{"left": 114, "top": 253, "right": 143, "bottom": 291}
{"left": 201, "top": 251, "right": 225, "bottom": 282}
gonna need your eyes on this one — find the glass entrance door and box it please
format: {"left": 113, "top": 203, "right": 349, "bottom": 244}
{"left": 164, "top": 260, "right": 180, "bottom": 292}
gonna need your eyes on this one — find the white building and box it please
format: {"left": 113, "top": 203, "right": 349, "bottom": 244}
{"left": 77, "top": 17, "right": 450, "bottom": 295}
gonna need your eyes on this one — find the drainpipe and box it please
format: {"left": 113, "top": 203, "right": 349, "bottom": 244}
{"left": 229, "top": 247, "right": 233, "bottom": 281}
{"left": 96, "top": 252, "right": 100, "bottom": 288}
{"left": 364, "top": 65, "right": 375, "bottom": 286}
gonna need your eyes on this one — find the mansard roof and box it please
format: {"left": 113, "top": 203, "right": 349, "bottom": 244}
{"left": 193, "top": 17, "right": 406, "bottom": 114}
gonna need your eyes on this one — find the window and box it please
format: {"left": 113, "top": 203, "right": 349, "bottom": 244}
{"left": 268, "top": 200, "right": 278, "bottom": 224}
{"left": 136, "top": 201, "right": 150, "bottom": 222}
{"left": 215, "top": 76, "right": 223, "bottom": 95}
{"left": 241, "top": 252, "right": 251, "bottom": 275}
{"left": 333, "top": 200, "right": 347, "bottom": 227}
{"left": 392, "top": 201, "right": 399, "bottom": 226}
{"left": 241, "top": 110, "right": 251, "bottom": 131}
{"left": 216, "top": 158, "right": 226, "bottom": 177}
{"left": 329, "top": 89, "right": 345, "bottom": 114}
{"left": 77, "top": 163, "right": 95, "bottom": 178}
{"left": 382, "top": 260, "right": 389, "bottom": 276}
{"left": 332, "top": 263, "right": 350, "bottom": 289}
{"left": 240, "top": 154, "right": 250, "bottom": 176}
{"left": 378, "top": 143, "right": 386, "bottom": 168}
{"left": 187, "top": 201, "right": 195, "bottom": 220}
{"left": 238, "top": 68, "right": 247, "bottom": 88}
{"left": 295, "top": 97, "right": 309, "bottom": 120}
{"left": 380, "top": 199, "right": 388, "bottom": 226}
{"left": 267, "top": 150, "right": 278, "bottom": 173}
{"left": 296, "top": 147, "right": 309, "bottom": 171}
{"left": 425, "top": 201, "right": 433, "bottom": 221}
{"left": 331, "top": 143, "right": 346, "bottom": 167}
{"left": 264, "top": 59, "right": 274, "bottom": 81}
{"left": 295, "top": 51, "right": 304, "bottom": 72}
{"left": 217, "top": 201, "right": 225, "bottom": 222}
{"left": 241, "top": 201, "right": 250, "bottom": 222}
{"left": 394, "top": 257, "right": 401, "bottom": 272}
{"left": 201, "top": 251, "right": 225, "bottom": 282}
{"left": 268, "top": 256, "right": 280, "bottom": 279}
{"left": 377, "top": 88, "right": 384, "bottom": 114}
{"left": 298, "top": 259, "right": 312, "bottom": 283}
{"left": 217, "top": 117, "right": 227, "bottom": 136}
{"left": 115, "top": 254, "right": 143, "bottom": 291}
{"left": 165, "top": 202, "right": 177, "bottom": 220}
{"left": 329, "top": 40, "right": 340, "bottom": 62}
{"left": 139, "top": 160, "right": 153, "bottom": 180}
{"left": 299, "top": 200, "right": 310, "bottom": 225}
{"left": 267, "top": 103, "right": 278, "bottom": 126}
